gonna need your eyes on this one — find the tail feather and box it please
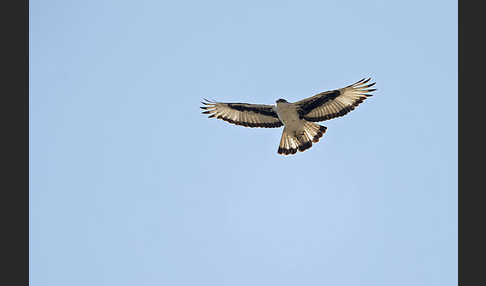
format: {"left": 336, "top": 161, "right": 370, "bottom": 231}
{"left": 278, "top": 127, "right": 298, "bottom": 155}
{"left": 277, "top": 121, "right": 327, "bottom": 155}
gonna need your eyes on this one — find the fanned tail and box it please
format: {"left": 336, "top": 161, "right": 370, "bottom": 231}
{"left": 277, "top": 121, "right": 327, "bottom": 156}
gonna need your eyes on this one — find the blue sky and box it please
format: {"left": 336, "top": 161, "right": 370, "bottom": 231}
{"left": 30, "top": 1, "right": 457, "bottom": 285}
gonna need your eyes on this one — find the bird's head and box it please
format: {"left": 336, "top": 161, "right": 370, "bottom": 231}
{"left": 276, "top": 98, "right": 288, "bottom": 104}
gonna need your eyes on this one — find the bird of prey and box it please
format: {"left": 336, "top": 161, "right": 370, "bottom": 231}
{"left": 200, "top": 78, "right": 376, "bottom": 155}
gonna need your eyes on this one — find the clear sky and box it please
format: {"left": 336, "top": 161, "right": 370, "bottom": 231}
{"left": 30, "top": 1, "right": 457, "bottom": 285}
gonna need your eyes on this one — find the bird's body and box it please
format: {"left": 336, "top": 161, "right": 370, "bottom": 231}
{"left": 200, "top": 78, "right": 377, "bottom": 155}
{"left": 275, "top": 100, "right": 299, "bottom": 127}
{"left": 273, "top": 100, "right": 326, "bottom": 154}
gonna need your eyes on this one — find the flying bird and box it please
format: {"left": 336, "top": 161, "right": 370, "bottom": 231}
{"left": 200, "top": 78, "right": 376, "bottom": 155}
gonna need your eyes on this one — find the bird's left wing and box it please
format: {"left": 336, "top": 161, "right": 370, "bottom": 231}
{"left": 200, "top": 99, "right": 283, "bottom": 128}
{"left": 295, "top": 78, "right": 377, "bottom": 122}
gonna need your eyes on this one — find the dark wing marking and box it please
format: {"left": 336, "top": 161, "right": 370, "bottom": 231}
{"left": 200, "top": 99, "right": 283, "bottom": 128}
{"left": 295, "top": 78, "right": 377, "bottom": 122}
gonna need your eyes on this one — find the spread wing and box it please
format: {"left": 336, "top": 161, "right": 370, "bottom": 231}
{"left": 295, "top": 78, "right": 377, "bottom": 122}
{"left": 200, "top": 99, "right": 283, "bottom": 128}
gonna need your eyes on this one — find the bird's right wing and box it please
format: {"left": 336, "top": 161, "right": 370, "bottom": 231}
{"left": 294, "top": 78, "right": 377, "bottom": 122}
{"left": 200, "top": 99, "right": 283, "bottom": 128}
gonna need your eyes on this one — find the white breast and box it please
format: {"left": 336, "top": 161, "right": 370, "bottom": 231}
{"left": 276, "top": 102, "right": 301, "bottom": 129}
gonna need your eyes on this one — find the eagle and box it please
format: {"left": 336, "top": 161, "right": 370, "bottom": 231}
{"left": 200, "top": 78, "right": 376, "bottom": 155}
